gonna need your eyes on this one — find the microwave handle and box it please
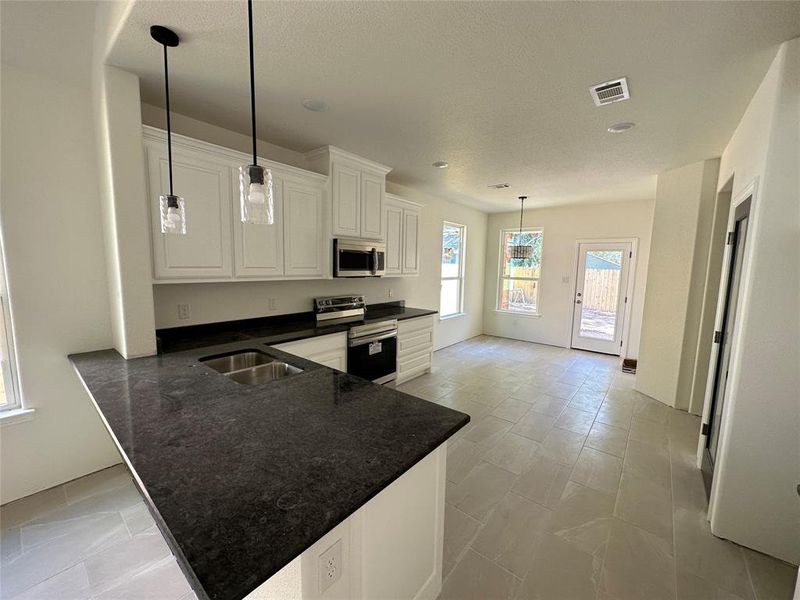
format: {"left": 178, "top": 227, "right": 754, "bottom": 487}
{"left": 371, "top": 247, "right": 378, "bottom": 275}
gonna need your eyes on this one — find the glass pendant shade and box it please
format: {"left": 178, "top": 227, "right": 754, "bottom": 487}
{"left": 240, "top": 164, "right": 274, "bottom": 225}
{"left": 160, "top": 194, "right": 186, "bottom": 235}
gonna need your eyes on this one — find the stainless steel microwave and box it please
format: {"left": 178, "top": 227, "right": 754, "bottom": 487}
{"left": 333, "top": 239, "right": 385, "bottom": 277}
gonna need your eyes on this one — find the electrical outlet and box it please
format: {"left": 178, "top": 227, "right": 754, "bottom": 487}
{"left": 388, "top": 288, "right": 394, "bottom": 298}
{"left": 177, "top": 303, "right": 191, "bottom": 320}
{"left": 267, "top": 298, "right": 276, "bottom": 311}
{"left": 561, "top": 274, "right": 571, "bottom": 284}
{"left": 318, "top": 540, "right": 342, "bottom": 593}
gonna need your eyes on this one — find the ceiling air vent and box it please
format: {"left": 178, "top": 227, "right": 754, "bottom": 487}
{"left": 488, "top": 183, "right": 511, "bottom": 189}
{"left": 589, "top": 77, "right": 630, "bottom": 106}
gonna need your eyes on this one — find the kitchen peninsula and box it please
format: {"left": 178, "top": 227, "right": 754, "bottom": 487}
{"left": 70, "top": 327, "right": 468, "bottom": 600}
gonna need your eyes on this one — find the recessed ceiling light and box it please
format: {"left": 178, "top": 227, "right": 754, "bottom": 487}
{"left": 608, "top": 122, "right": 636, "bottom": 134}
{"left": 432, "top": 161, "right": 449, "bottom": 169}
{"left": 488, "top": 183, "right": 511, "bottom": 189}
{"left": 302, "top": 98, "right": 328, "bottom": 112}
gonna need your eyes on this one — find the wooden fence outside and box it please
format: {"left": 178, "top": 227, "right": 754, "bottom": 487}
{"left": 582, "top": 268, "right": 621, "bottom": 312}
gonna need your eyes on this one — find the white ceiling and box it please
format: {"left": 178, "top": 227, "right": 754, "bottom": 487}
{"left": 107, "top": 1, "right": 800, "bottom": 212}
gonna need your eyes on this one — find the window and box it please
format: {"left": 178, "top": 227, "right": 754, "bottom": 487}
{"left": 0, "top": 248, "right": 20, "bottom": 412}
{"left": 440, "top": 222, "right": 466, "bottom": 318}
{"left": 497, "top": 229, "right": 543, "bottom": 314}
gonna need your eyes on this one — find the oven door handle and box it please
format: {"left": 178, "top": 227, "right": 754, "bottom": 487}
{"left": 348, "top": 331, "right": 397, "bottom": 347}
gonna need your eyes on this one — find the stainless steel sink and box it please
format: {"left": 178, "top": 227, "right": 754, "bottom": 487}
{"left": 226, "top": 362, "right": 303, "bottom": 385}
{"left": 200, "top": 350, "right": 275, "bottom": 374}
{"left": 199, "top": 350, "right": 303, "bottom": 385}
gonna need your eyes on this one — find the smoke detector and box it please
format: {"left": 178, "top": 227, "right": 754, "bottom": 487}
{"left": 488, "top": 183, "right": 511, "bottom": 189}
{"left": 589, "top": 77, "right": 630, "bottom": 106}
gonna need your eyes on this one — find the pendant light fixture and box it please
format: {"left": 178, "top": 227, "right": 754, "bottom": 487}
{"left": 239, "top": 0, "right": 274, "bottom": 225}
{"left": 510, "top": 196, "right": 533, "bottom": 260}
{"left": 150, "top": 25, "right": 186, "bottom": 235}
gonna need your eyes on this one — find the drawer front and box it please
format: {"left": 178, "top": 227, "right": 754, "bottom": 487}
{"left": 398, "top": 330, "right": 433, "bottom": 356}
{"left": 397, "top": 315, "right": 435, "bottom": 335}
{"left": 398, "top": 348, "right": 432, "bottom": 374}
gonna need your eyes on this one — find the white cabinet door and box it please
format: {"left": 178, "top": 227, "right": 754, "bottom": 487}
{"left": 147, "top": 143, "right": 233, "bottom": 280}
{"left": 360, "top": 172, "right": 384, "bottom": 240}
{"left": 331, "top": 163, "right": 361, "bottom": 237}
{"left": 233, "top": 172, "right": 284, "bottom": 278}
{"left": 384, "top": 202, "right": 403, "bottom": 276}
{"left": 284, "top": 179, "right": 324, "bottom": 277}
{"left": 402, "top": 207, "right": 420, "bottom": 275}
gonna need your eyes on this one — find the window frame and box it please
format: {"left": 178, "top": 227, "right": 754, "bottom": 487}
{"left": 496, "top": 227, "right": 543, "bottom": 316}
{"left": 439, "top": 221, "right": 467, "bottom": 319}
{"left": 0, "top": 243, "right": 22, "bottom": 415}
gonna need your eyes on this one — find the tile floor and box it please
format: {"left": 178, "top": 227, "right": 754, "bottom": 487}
{"left": 0, "top": 466, "right": 196, "bottom": 599}
{"left": 395, "top": 335, "right": 797, "bottom": 600}
{"left": 1, "top": 335, "right": 796, "bottom": 599}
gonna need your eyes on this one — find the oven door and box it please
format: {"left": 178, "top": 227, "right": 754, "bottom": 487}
{"left": 334, "top": 240, "right": 385, "bottom": 277}
{"left": 347, "top": 332, "right": 397, "bottom": 384}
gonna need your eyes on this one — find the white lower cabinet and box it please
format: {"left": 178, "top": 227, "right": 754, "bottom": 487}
{"left": 271, "top": 333, "right": 347, "bottom": 372}
{"left": 384, "top": 195, "right": 422, "bottom": 278}
{"left": 245, "top": 443, "right": 447, "bottom": 600}
{"left": 396, "top": 315, "right": 435, "bottom": 385}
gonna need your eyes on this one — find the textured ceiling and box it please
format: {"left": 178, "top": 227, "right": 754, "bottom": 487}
{"left": 107, "top": 1, "right": 800, "bottom": 212}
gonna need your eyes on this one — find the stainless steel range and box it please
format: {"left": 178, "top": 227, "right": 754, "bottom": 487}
{"left": 313, "top": 295, "right": 397, "bottom": 384}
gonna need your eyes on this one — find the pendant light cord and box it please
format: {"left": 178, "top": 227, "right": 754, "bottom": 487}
{"left": 518, "top": 196, "right": 526, "bottom": 235}
{"left": 163, "top": 43, "right": 174, "bottom": 196}
{"left": 248, "top": 0, "right": 258, "bottom": 166}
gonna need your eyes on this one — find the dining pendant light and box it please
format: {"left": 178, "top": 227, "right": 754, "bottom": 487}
{"left": 510, "top": 196, "right": 533, "bottom": 260}
{"left": 151, "top": 25, "right": 186, "bottom": 235}
{"left": 240, "top": 0, "right": 274, "bottom": 225}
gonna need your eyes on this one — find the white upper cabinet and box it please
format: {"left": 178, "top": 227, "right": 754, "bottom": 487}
{"left": 306, "top": 146, "right": 391, "bottom": 241}
{"left": 331, "top": 163, "right": 361, "bottom": 237}
{"left": 283, "top": 178, "right": 324, "bottom": 277}
{"left": 234, "top": 173, "right": 285, "bottom": 278}
{"left": 361, "top": 172, "right": 385, "bottom": 239}
{"left": 145, "top": 139, "right": 233, "bottom": 280}
{"left": 402, "top": 207, "right": 420, "bottom": 275}
{"left": 144, "top": 127, "right": 326, "bottom": 283}
{"left": 384, "top": 194, "right": 422, "bottom": 277}
{"left": 384, "top": 201, "right": 404, "bottom": 275}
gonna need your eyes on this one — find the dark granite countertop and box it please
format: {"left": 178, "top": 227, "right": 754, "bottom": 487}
{"left": 156, "top": 302, "right": 438, "bottom": 353}
{"left": 69, "top": 335, "right": 467, "bottom": 600}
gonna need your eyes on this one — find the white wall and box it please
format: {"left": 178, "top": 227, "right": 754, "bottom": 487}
{"left": 0, "top": 63, "right": 120, "bottom": 503}
{"left": 635, "top": 159, "right": 720, "bottom": 410}
{"left": 705, "top": 38, "right": 800, "bottom": 565}
{"left": 482, "top": 200, "right": 654, "bottom": 358}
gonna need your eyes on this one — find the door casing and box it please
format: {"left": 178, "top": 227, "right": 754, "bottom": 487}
{"left": 696, "top": 178, "right": 760, "bottom": 523}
